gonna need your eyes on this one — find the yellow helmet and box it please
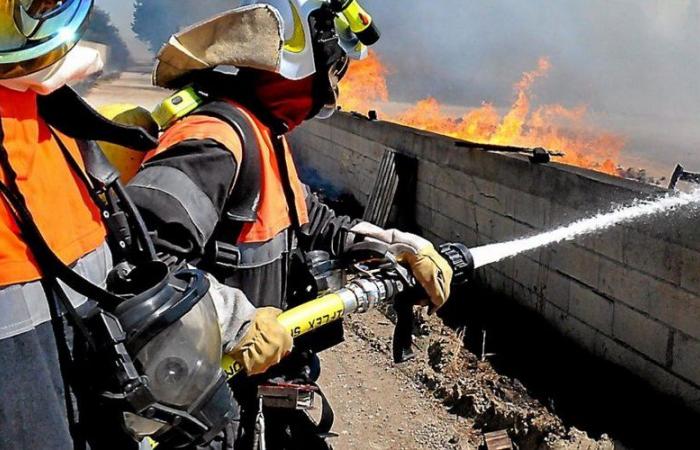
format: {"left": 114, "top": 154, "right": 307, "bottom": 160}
{"left": 97, "top": 103, "right": 159, "bottom": 184}
{"left": 0, "top": 0, "right": 93, "bottom": 79}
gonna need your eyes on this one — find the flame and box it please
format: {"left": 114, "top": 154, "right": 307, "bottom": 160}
{"left": 338, "top": 53, "right": 625, "bottom": 176}
{"left": 337, "top": 50, "right": 389, "bottom": 114}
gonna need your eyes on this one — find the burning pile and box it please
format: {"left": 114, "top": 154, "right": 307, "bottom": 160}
{"left": 338, "top": 53, "right": 625, "bottom": 176}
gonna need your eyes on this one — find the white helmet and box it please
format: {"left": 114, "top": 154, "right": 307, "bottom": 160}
{"left": 240, "top": 0, "right": 367, "bottom": 80}
{"left": 153, "top": 0, "right": 379, "bottom": 117}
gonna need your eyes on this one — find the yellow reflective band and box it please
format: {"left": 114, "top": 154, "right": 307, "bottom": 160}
{"left": 283, "top": 1, "right": 306, "bottom": 54}
{"left": 341, "top": 0, "right": 372, "bottom": 34}
{"left": 146, "top": 437, "right": 159, "bottom": 449}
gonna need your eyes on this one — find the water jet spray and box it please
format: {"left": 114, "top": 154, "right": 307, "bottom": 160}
{"left": 469, "top": 188, "right": 700, "bottom": 269}
{"left": 221, "top": 189, "right": 700, "bottom": 375}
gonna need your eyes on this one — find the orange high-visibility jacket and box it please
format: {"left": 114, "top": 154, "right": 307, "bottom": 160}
{"left": 0, "top": 88, "right": 106, "bottom": 286}
{"left": 147, "top": 100, "right": 309, "bottom": 244}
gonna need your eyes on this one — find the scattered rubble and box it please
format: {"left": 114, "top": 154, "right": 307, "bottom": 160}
{"left": 345, "top": 308, "right": 615, "bottom": 450}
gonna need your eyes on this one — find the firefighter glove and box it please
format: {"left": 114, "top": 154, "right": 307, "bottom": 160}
{"left": 349, "top": 222, "right": 453, "bottom": 313}
{"left": 228, "top": 307, "right": 293, "bottom": 375}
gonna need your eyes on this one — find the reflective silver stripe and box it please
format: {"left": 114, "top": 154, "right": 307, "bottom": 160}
{"left": 234, "top": 231, "right": 289, "bottom": 269}
{"left": 129, "top": 165, "right": 219, "bottom": 244}
{"left": 0, "top": 243, "right": 112, "bottom": 341}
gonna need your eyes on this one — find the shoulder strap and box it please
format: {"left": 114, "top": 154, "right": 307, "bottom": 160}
{"left": 271, "top": 135, "right": 303, "bottom": 233}
{"left": 37, "top": 85, "right": 158, "bottom": 152}
{"left": 0, "top": 145, "right": 123, "bottom": 309}
{"left": 194, "top": 101, "right": 262, "bottom": 224}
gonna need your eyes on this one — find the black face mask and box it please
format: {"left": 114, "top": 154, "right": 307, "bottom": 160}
{"left": 307, "top": 6, "right": 349, "bottom": 119}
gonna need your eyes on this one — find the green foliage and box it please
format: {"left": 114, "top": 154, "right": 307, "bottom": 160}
{"left": 132, "top": 0, "right": 236, "bottom": 53}
{"left": 84, "top": 7, "right": 132, "bottom": 71}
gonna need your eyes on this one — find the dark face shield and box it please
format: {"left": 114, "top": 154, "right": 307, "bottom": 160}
{"left": 316, "top": 53, "right": 348, "bottom": 119}
{"left": 308, "top": 6, "right": 350, "bottom": 120}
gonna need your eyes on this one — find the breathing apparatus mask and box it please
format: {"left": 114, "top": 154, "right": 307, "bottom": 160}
{"left": 0, "top": 107, "right": 234, "bottom": 447}
{"left": 92, "top": 263, "right": 235, "bottom": 447}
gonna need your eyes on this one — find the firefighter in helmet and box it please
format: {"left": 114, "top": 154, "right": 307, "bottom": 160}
{"left": 0, "top": 1, "right": 293, "bottom": 449}
{"left": 125, "top": 1, "right": 454, "bottom": 448}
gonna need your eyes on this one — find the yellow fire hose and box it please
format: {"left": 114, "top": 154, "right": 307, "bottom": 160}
{"left": 221, "top": 278, "right": 391, "bottom": 379}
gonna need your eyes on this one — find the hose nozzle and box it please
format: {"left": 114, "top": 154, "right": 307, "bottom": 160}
{"left": 438, "top": 243, "right": 474, "bottom": 285}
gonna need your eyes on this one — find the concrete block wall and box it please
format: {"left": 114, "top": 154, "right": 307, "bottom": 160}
{"left": 289, "top": 112, "right": 700, "bottom": 411}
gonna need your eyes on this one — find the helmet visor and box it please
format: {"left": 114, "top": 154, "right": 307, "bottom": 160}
{"left": 20, "top": 0, "right": 67, "bottom": 19}
{"left": 0, "top": 0, "right": 92, "bottom": 78}
{"left": 316, "top": 54, "right": 348, "bottom": 119}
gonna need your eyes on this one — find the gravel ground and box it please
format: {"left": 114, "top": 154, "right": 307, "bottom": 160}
{"left": 319, "top": 309, "right": 615, "bottom": 450}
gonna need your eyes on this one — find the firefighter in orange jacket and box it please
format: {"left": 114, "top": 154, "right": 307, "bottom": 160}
{"left": 0, "top": 2, "right": 117, "bottom": 448}
{"left": 0, "top": 2, "right": 293, "bottom": 449}
{"left": 126, "top": 1, "right": 454, "bottom": 448}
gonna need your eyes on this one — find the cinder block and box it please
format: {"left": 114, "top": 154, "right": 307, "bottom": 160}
{"left": 547, "top": 244, "right": 600, "bottom": 289}
{"left": 511, "top": 255, "right": 542, "bottom": 292}
{"left": 569, "top": 283, "right": 614, "bottom": 335}
{"left": 540, "top": 268, "right": 571, "bottom": 311}
{"left": 647, "top": 283, "right": 700, "bottom": 342}
{"left": 614, "top": 304, "right": 671, "bottom": 365}
{"left": 512, "top": 192, "right": 550, "bottom": 229}
{"left": 512, "top": 280, "right": 539, "bottom": 311}
{"left": 546, "top": 201, "right": 589, "bottom": 229}
{"left": 430, "top": 211, "right": 477, "bottom": 244}
{"left": 578, "top": 226, "right": 625, "bottom": 262}
{"left": 434, "top": 188, "right": 478, "bottom": 231}
{"left": 597, "top": 332, "right": 700, "bottom": 411}
{"left": 556, "top": 313, "right": 610, "bottom": 357}
{"left": 488, "top": 268, "right": 514, "bottom": 297}
{"left": 415, "top": 206, "right": 435, "bottom": 236}
{"left": 474, "top": 206, "right": 496, "bottom": 241}
{"left": 491, "top": 213, "right": 517, "bottom": 242}
{"left": 598, "top": 261, "right": 651, "bottom": 313}
{"left": 328, "top": 128, "right": 380, "bottom": 161}
{"left": 421, "top": 164, "right": 479, "bottom": 206}
{"left": 416, "top": 182, "right": 436, "bottom": 209}
{"left": 680, "top": 248, "right": 700, "bottom": 296}
{"left": 622, "top": 228, "right": 682, "bottom": 285}
{"left": 471, "top": 177, "right": 505, "bottom": 214}
{"left": 416, "top": 160, "right": 441, "bottom": 187}
{"left": 541, "top": 300, "right": 568, "bottom": 328}
{"left": 673, "top": 333, "right": 700, "bottom": 386}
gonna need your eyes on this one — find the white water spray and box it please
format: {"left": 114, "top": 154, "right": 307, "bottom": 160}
{"left": 470, "top": 189, "right": 700, "bottom": 269}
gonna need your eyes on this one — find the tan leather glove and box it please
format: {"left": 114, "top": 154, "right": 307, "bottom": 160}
{"left": 227, "top": 307, "right": 293, "bottom": 375}
{"left": 349, "top": 222, "right": 454, "bottom": 313}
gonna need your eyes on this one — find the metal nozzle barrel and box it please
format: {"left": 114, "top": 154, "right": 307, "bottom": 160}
{"left": 438, "top": 242, "right": 475, "bottom": 285}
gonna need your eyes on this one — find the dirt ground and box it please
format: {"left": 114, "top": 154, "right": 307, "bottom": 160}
{"left": 319, "top": 309, "right": 614, "bottom": 450}
{"left": 84, "top": 71, "right": 168, "bottom": 110}
{"left": 319, "top": 313, "right": 473, "bottom": 450}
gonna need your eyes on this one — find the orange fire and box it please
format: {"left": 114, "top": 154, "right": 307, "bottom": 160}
{"left": 338, "top": 52, "right": 624, "bottom": 176}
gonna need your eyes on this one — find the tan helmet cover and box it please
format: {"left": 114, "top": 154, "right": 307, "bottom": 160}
{"left": 153, "top": 5, "right": 284, "bottom": 88}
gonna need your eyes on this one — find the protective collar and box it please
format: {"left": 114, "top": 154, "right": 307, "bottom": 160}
{"left": 0, "top": 43, "right": 103, "bottom": 95}
{"left": 251, "top": 71, "right": 315, "bottom": 132}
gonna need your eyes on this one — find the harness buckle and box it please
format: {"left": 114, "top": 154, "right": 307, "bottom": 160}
{"left": 212, "top": 241, "right": 242, "bottom": 268}
{"left": 257, "top": 382, "right": 318, "bottom": 410}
